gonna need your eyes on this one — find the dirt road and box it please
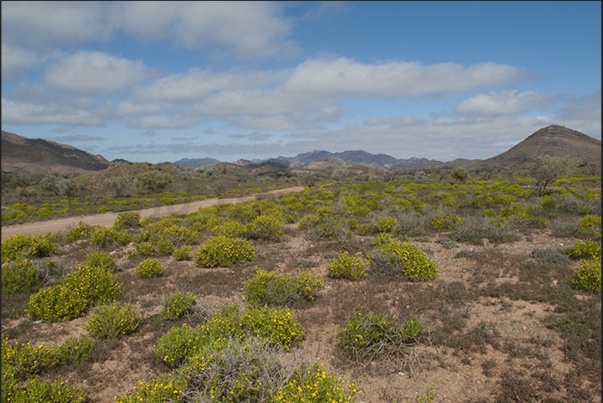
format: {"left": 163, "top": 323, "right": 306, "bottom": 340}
{"left": 1, "top": 186, "right": 305, "bottom": 241}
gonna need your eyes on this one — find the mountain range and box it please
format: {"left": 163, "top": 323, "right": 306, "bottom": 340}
{"left": 2, "top": 125, "right": 600, "bottom": 176}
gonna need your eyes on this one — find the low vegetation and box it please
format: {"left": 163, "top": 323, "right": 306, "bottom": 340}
{"left": 1, "top": 161, "right": 600, "bottom": 402}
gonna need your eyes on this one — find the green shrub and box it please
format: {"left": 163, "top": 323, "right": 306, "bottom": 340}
{"left": 1, "top": 234, "right": 57, "bottom": 263}
{"left": 136, "top": 259, "right": 162, "bottom": 278}
{"left": 155, "top": 323, "right": 204, "bottom": 368}
{"left": 173, "top": 245, "right": 192, "bottom": 261}
{"left": 90, "top": 227, "right": 119, "bottom": 248}
{"left": 337, "top": 312, "right": 428, "bottom": 361}
{"left": 162, "top": 291, "right": 196, "bottom": 320}
{"left": 6, "top": 376, "right": 86, "bottom": 403}
{"left": 36, "top": 207, "right": 53, "bottom": 217}
{"left": 430, "top": 212, "right": 465, "bottom": 231}
{"left": 1, "top": 258, "right": 41, "bottom": 295}
{"left": 271, "top": 362, "right": 358, "bottom": 403}
{"left": 194, "top": 236, "right": 255, "bottom": 268}
{"left": 247, "top": 214, "right": 286, "bottom": 240}
{"left": 244, "top": 269, "right": 322, "bottom": 307}
{"left": 26, "top": 286, "right": 88, "bottom": 322}
{"left": 571, "top": 259, "right": 601, "bottom": 293}
{"left": 156, "top": 239, "right": 175, "bottom": 255}
{"left": 65, "top": 222, "right": 98, "bottom": 243}
{"left": 115, "top": 373, "right": 187, "bottom": 403}
{"left": 327, "top": 251, "right": 366, "bottom": 280}
{"left": 212, "top": 220, "right": 249, "bottom": 238}
{"left": 135, "top": 241, "right": 157, "bottom": 256}
{"left": 27, "top": 253, "right": 120, "bottom": 322}
{"left": 367, "top": 239, "right": 439, "bottom": 281}
{"left": 241, "top": 306, "right": 305, "bottom": 350}
{"left": 84, "top": 302, "right": 141, "bottom": 340}
{"left": 567, "top": 240, "right": 601, "bottom": 260}
{"left": 375, "top": 216, "right": 397, "bottom": 233}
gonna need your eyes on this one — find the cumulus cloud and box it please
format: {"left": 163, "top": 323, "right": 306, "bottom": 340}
{"left": 126, "top": 114, "right": 204, "bottom": 130}
{"left": 233, "top": 115, "right": 311, "bottom": 131}
{"left": 45, "top": 51, "right": 154, "bottom": 96}
{"left": 282, "top": 58, "right": 529, "bottom": 98}
{"left": 110, "top": 2, "right": 298, "bottom": 58}
{"left": 1, "top": 98, "right": 105, "bottom": 127}
{"left": 556, "top": 91, "right": 601, "bottom": 121}
{"left": 1, "top": 44, "right": 42, "bottom": 81}
{"left": 1, "top": 1, "right": 112, "bottom": 48}
{"left": 456, "top": 90, "right": 551, "bottom": 116}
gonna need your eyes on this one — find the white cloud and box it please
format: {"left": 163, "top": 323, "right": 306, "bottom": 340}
{"left": 45, "top": 51, "right": 154, "bottom": 96}
{"left": 110, "top": 1, "right": 298, "bottom": 59}
{"left": 556, "top": 91, "right": 601, "bottom": 121}
{"left": 126, "top": 114, "right": 204, "bottom": 130}
{"left": 233, "top": 115, "right": 311, "bottom": 131}
{"left": 1, "top": 44, "right": 42, "bottom": 81}
{"left": 1, "top": 98, "right": 105, "bottom": 127}
{"left": 282, "top": 58, "right": 529, "bottom": 98}
{"left": 456, "top": 90, "right": 551, "bottom": 116}
{"left": 1, "top": 1, "right": 112, "bottom": 48}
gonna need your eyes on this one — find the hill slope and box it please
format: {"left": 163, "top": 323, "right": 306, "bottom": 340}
{"left": 2, "top": 131, "right": 110, "bottom": 176}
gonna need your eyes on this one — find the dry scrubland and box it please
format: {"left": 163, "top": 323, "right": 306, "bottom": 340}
{"left": 1, "top": 170, "right": 601, "bottom": 403}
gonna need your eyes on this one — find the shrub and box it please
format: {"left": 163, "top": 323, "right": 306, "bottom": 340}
{"left": 571, "top": 259, "right": 601, "bottom": 293}
{"left": 212, "top": 220, "right": 249, "bottom": 238}
{"left": 36, "top": 207, "right": 53, "bottom": 217}
{"left": 162, "top": 291, "right": 197, "bottom": 320}
{"left": 271, "top": 362, "right": 358, "bottom": 403}
{"left": 113, "top": 211, "right": 140, "bottom": 229}
{"left": 90, "top": 227, "right": 120, "bottom": 248}
{"left": 241, "top": 306, "right": 305, "bottom": 350}
{"left": 567, "top": 240, "right": 601, "bottom": 260}
{"left": 84, "top": 302, "right": 141, "bottom": 340}
{"left": 367, "top": 239, "right": 439, "bottom": 281}
{"left": 115, "top": 373, "right": 187, "bottom": 403}
{"left": 327, "top": 251, "right": 366, "bottom": 280}
{"left": 244, "top": 270, "right": 322, "bottom": 307}
{"left": 6, "top": 376, "right": 86, "bottom": 403}
{"left": 173, "top": 245, "right": 192, "bottom": 261}
{"left": 337, "top": 312, "right": 428, "bottom": 361}
{"left": 155, "top": 323, "right": 204, "bottom": 368}
{"left": 1, "top": 234, "right": 57, "bottom": 263}
{"left": 1, "top": 258, "right": 41, "bottom": 295}
{"left": 136, "top": 259, "right": 162, "bottom": 278}
{"left": 247, "top": 214, "right": 286, "bottom": 240}
{"left": 65, "top": 222, "right": 98, "bottom": 243}
{"left": 27, "top": 253, "right": 120, "bottom": 322}
{"left": 194, "top": 236, "right": 255, "bottom": 268}
{"left": 156, "top": 239, "right": 175, "bottom": 255}
{"left": 430, "top": 212, "right": 465, "bottom": 231}
{"left": 133, "top": 170, "right": 172, "bottom": 193}
{"left": 135, "top": 241, "right": 156, "bottom": 256}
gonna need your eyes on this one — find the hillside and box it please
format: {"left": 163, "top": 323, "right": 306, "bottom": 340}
{"left": 412, "top": 125, "right": 601, "bottom": 170}
{"left": 1, "top": 131, "right": 110, "bottom": 176}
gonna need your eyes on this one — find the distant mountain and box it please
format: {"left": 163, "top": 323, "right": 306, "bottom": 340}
{"left": 285, "top": 150, "right": 428, "bottom": 169}
{"left": 483, "top": 125, "right": 601, "bottom": 167}
{"left": 173, "top": 157, "right": 221, "bottom": 168}
{"left": 1, "top": 131, "right": 110, "bottom": 176}
{"left": 411, "top": 125, "right": 601, "bottom": 170}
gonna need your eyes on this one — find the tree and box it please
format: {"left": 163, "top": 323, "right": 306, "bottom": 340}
{"left": 133, "top": 170, "right": 172, "bottom": 193}
{"left": 451, "top": 166, "right": 469, "bottom": 183}
{"left": 104, "top": 176, "right": 128, "bottom": 197}
{"left": 39, "top": 175, "right": 62, "bottom": 195}
{"left": 57, "top": 178, "right": 79, "bottom": 197}
{"left": 531, "top": 155, "right": 575, "bottom": 197}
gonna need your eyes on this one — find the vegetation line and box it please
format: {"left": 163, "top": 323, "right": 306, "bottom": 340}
{"left": 1, "top": 186, "right": 305, "bottom": 240}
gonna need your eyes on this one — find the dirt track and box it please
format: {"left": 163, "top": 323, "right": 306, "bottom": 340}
{"left": 1, "top": 186, "right": 305, "bottom": 241}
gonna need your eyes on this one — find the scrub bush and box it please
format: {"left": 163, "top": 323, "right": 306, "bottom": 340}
{"left": 571, "top": 259, "right": 601, "bottom": 293}
{"left": 1, "top": 258, "right": 41, "bottom": 295}
{"left": 84, "top": 302, "right": 141, "bottom": 340}
{"left": 162, "top": 291, "right": 197, "bottom": 320}
{"left": 194, "top": 236, "right": 255, "bottom": 268}
{"left": 244, "top": 269, "right": 322, "bottom": 307}
{"left": 136, "top": 259, "right": 162, "bottom": 278}
{"left": 367, "top": 239, "right": 439, "bottom": 281}
{"left": 567, "top": 240, "right": 601, "bottom": 260}
{"left": 327, "top": 251, "right": 366, "bottom": 280}
{"left": 1, "top": 234, "right": 57, "bottom": 263}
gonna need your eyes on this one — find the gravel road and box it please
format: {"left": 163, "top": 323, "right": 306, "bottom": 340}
{"left": 1, "top": 186, "right": 305, "bottom": 241}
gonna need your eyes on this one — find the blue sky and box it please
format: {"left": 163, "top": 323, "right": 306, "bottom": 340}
{"left": 2, "top": 1, "right": 600, "bottom": 164}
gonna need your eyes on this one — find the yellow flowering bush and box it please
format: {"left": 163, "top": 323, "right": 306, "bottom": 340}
{"left": 194, "top": 236, "right": 255, "bottom": 268}
{"left": 64, "top": 222, "right": 99, "bottom": 243}
{"left": 327, "top": 251, "right": 366, "bottom": 280}
{"left": 430, "top": 212, "right": 465, "bottom": 231}
{"left": 1, "top": 258, "right": 41, "bottom": 295}
{"left": 172, "top": 245, "right": 192, "bottom": 261}
{"left": 5, "top": 375, "right": 86, "bottom": 403}
{"left": 244, "top": 269, "right": 322, "bottom": 307}
{"left": 567, "top": 240, "right": 601, "bottom": 260}
{"left": 84, "top": 302, "right": 141, "bottom": 340}
{"left": 571, "top": 259, "right": 601, "bottom": 293}
{"left": 162, "top": 291, "right": 196, "bottom": 320}
{"left": 112, "top": 211, "right": 141, "bottom": 230}
{"left": 155, "top": 323, "right": 204, "bottom": 368}
{"left": 115, "top": 373, "right": 187, "bottom": 403}
{"left": 1, "top": 234, "right": 57, "bottom": 263}
{"left": 368, "top": 239, "right": 439, "bottom": 281}
{"left": 136, "top": 259, "right": 162, "bottom": 278}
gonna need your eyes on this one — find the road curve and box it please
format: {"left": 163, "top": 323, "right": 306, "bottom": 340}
{"left": 1, "top": 186, "right": 305, "bottom": 241}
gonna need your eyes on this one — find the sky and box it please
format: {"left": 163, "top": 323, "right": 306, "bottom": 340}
{"left": 1, "top": 1, "right": 601, "bottom": 164}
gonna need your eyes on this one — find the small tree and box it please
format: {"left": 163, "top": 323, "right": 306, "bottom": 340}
{"left": 451, "top": 166, "right": 469, "bottom": 183}
{"left": 104, "top": 176, "right": 128, "bottom": 197}
{"left": 531, "top": 155, "right": 575, "bottom": 197}
{"left": 57, "top": 178, "right": 79, "bottom": 197}
{"left": 133, "top": 170, "right": 172, "bottom": 193}
{"left": 39, "top": 175, "right": 62, "bottom": 195}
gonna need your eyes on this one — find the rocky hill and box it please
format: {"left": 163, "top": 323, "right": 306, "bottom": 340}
{"left": 411, "top": 125, "right": 601, "bottom": 170}
{"left": 1, "top": 131, "right": 110, "bottom": 176}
